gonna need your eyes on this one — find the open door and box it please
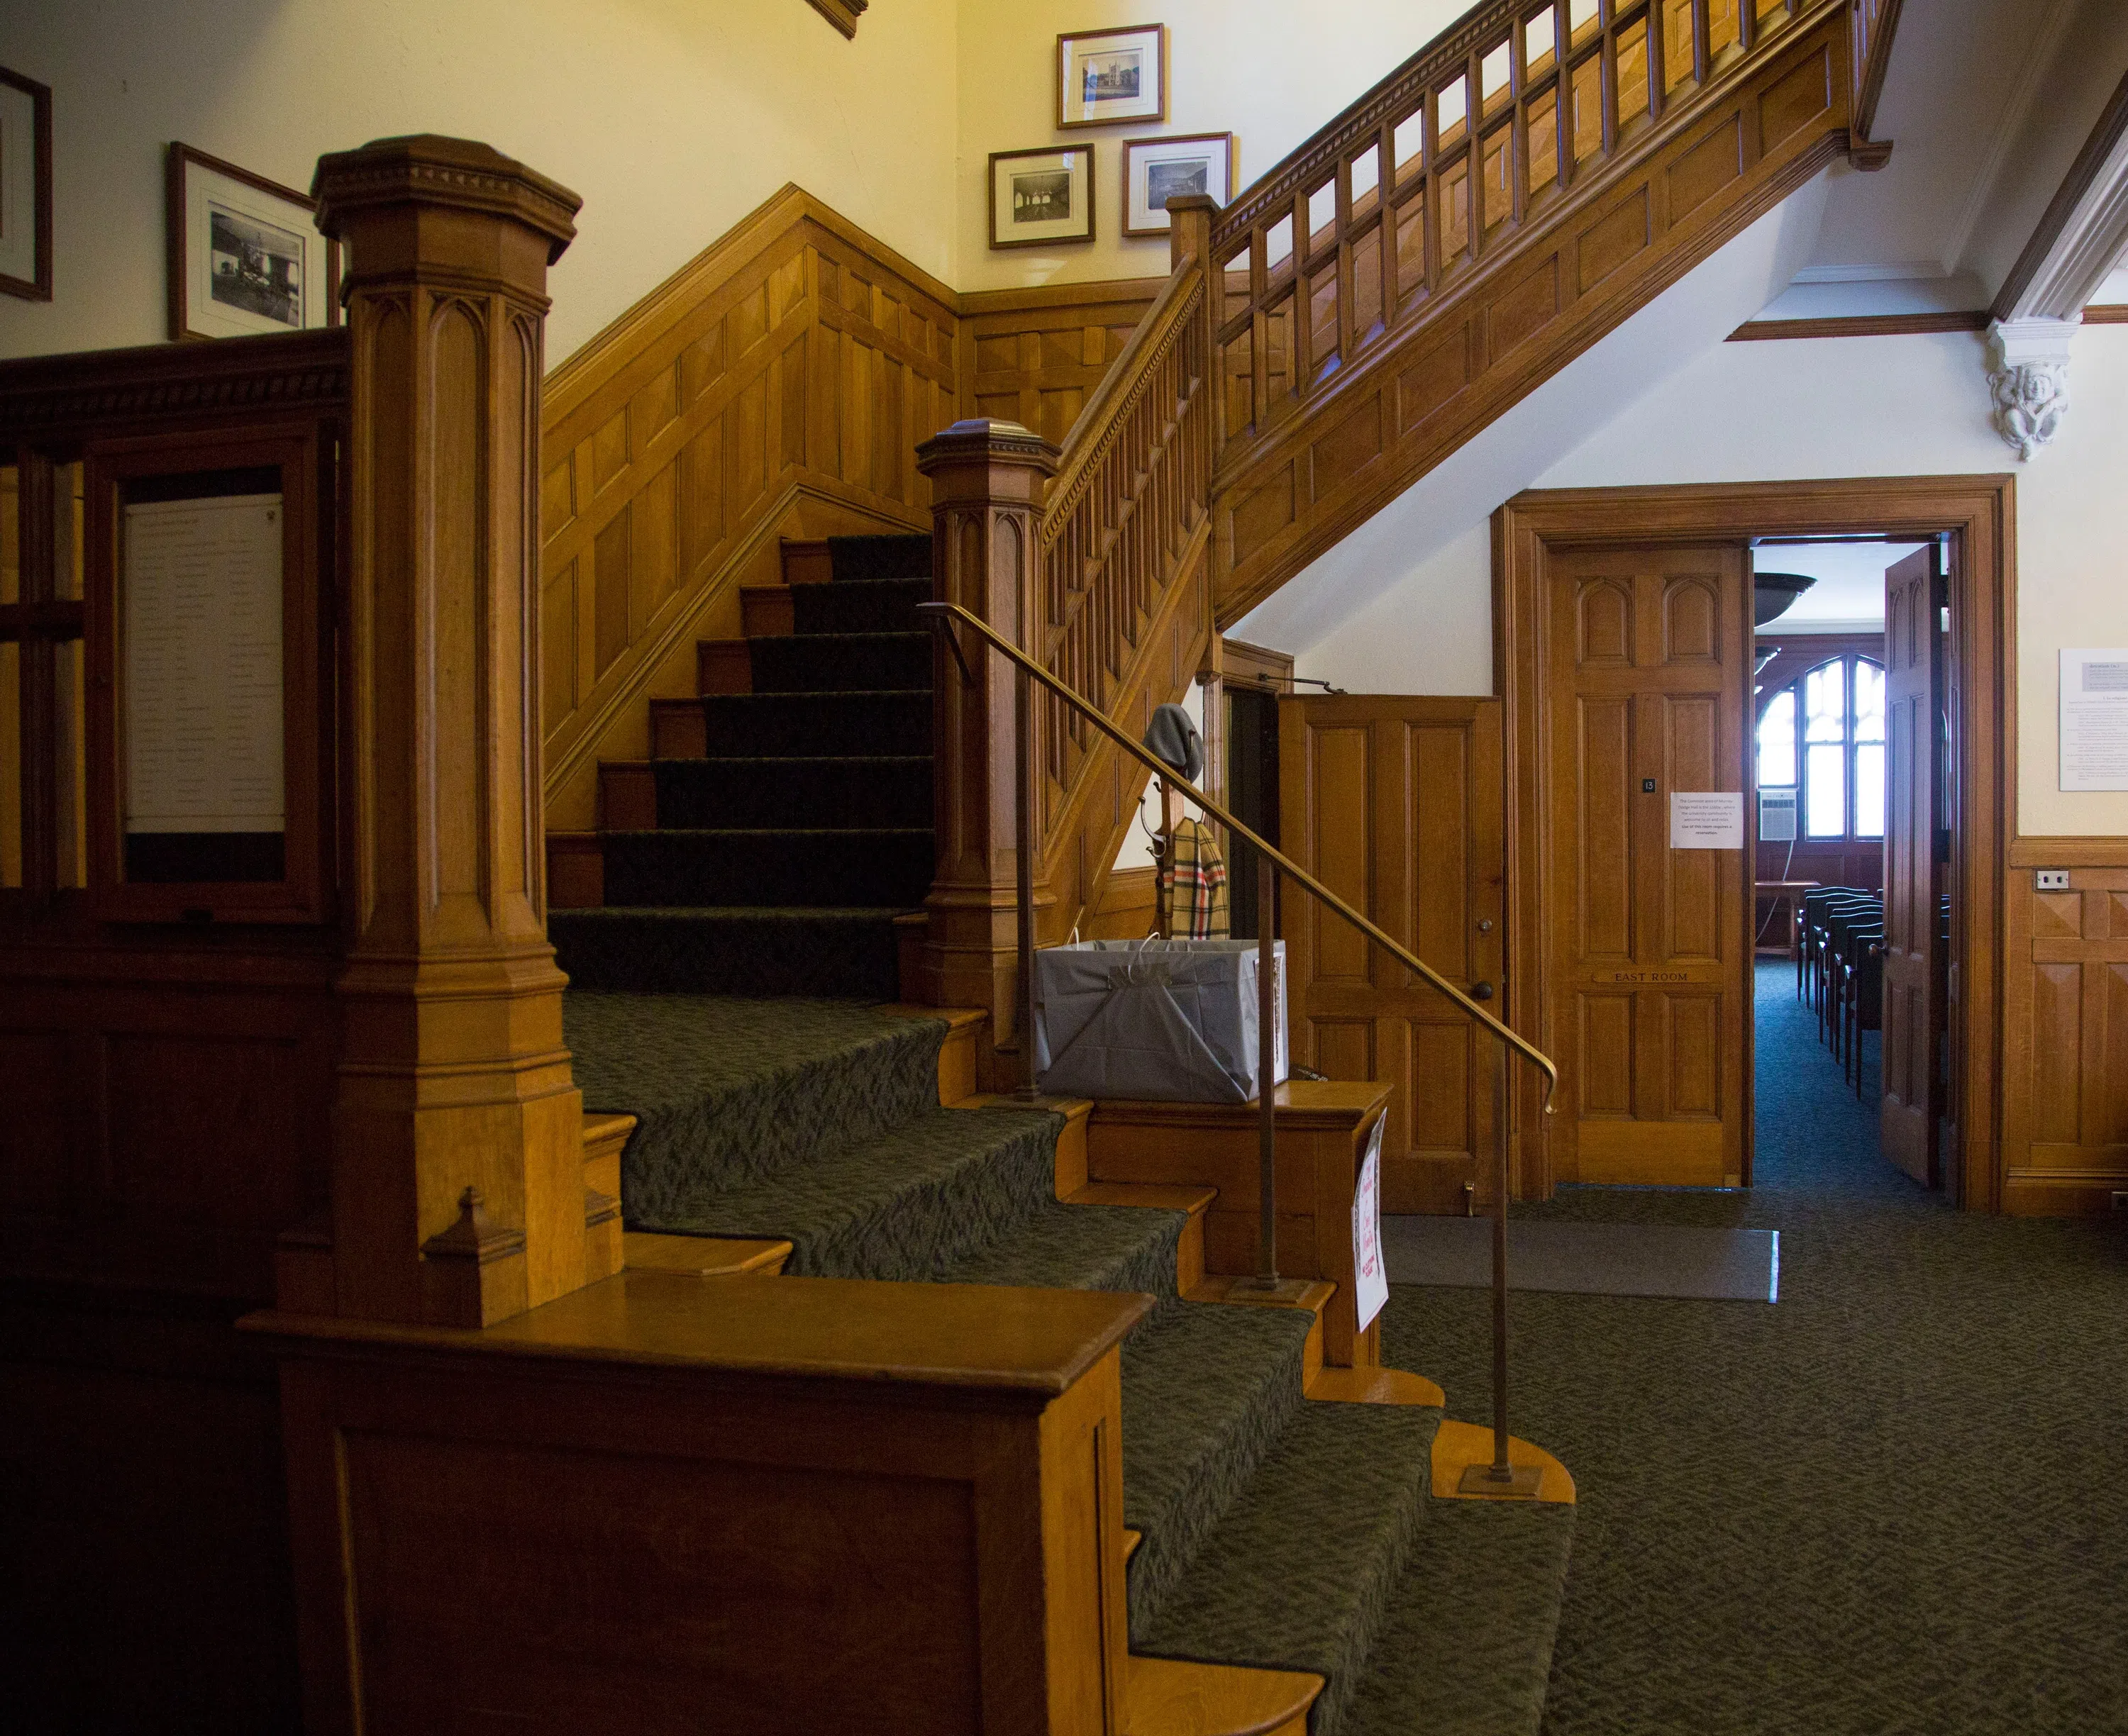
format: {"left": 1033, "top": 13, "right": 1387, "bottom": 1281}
{"left": 1880, "top": 545, "right": 1942, "bottom": 1184}
{"left": 1278, "top": 695, "right": 1505, "bottom": 1213}
{"left": 1542, "top": 544, "right": 1754, "bottom": 1189}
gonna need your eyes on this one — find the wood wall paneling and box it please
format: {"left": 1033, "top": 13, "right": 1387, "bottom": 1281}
{"left": 2003, "top": 864, "right": 2128, "bottom": 1213}
{"left": 959, "top": 280, "right": 1164, "bottom": 447}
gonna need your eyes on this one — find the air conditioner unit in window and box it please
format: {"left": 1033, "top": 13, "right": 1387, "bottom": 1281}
{"left": 1760, "top": 788, "right": 1797, "bottom": 842}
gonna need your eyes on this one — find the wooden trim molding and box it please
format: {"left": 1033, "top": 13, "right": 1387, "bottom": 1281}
{"left": 1221, "top": 635, "right": 1295, "bottom": 693}
{"left": 2006, "top": 835, "right": 2128, "bottom": 868}
{"left": 803, "top": 0, "right": 866, "bottom": 38}
{"left": 1729, "top": 311, "right": 1988, "bottom": 341}
{"left": 1495, "top": 474, "right": 2015, "bottom": 1213}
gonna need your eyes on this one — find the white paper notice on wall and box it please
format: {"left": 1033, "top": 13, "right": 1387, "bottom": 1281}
{"left": 2058, "top": 649, "right": 2128, "bottom": 791}
{"left": 123, "top": 493, "right": 286, "bottom": 835}
{"left": 1352, "top": 1116, "right": 1388, "bottom": 1334}
{"left": 1669, "top": 791, "right": 1744, "bottom": 849}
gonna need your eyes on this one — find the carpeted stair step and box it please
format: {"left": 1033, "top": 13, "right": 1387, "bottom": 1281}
{"left": 1136, "top": 1401, "right": 1443, "bottom": 1736}
{"left": 748, "top": 630, "right": 931, "bottom": 694}
{"left": 551, "top": 907, "right": 904, "bottom": 998}
{"left": 1119, "top": 1302, "right": 1317, "bottom": 1640}
{"left": 933, "top": 1196, "right": 1188, "bottom": 1301}
{"left": 650, "top": 756, "right": 932, "bottom": 830}
{"left": 565, "top": 994, "right": 946, "bottom": 1209}
{"left": 1344, "top": 1501, "right": 1575, "bottom": 1736}
{"left": 792, "top": 576, "right": 931, "bottom": 635}
{"left": 600, "top": 826, "right": 933, "bottom": 907}
{"left": 633, "top": 1103, "right": 1064, "bottom": 1280}
{"left": 824, "top": 533, "right": 932, "bottom": 582}
{"left": 701, "top": 689, "right": 931, "bottom": 756}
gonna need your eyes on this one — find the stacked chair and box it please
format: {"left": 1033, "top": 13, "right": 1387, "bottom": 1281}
{"left": 1797, "top": 886, "right": 1885, "bottom": 1098}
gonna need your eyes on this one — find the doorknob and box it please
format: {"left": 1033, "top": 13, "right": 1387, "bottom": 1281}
{"left": 1470, "top": 981, "right": 1495, "bottom": 1001}
{"left": 1476, "top": 918, "right": 1494, "bottom": 933}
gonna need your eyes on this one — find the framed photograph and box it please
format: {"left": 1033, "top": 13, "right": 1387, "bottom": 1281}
{"left": 1058, "top": 24, "right": 1168, "bottom": 129}
{"left": 990, "top": 145, "right": 1096, "bottom": 250}
{"left": 165, "top": 143, "right": 340, "bottom": 341}
{"left": 0, "top": 65, "right": 52, "bottom": 301}
{"left": 1122, "top": 132, "right": 1236, "bottom": 237}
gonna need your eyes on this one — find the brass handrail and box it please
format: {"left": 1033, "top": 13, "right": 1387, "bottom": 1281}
{"left": 917, "top": 599, "right": 1559, "bottom": 1109}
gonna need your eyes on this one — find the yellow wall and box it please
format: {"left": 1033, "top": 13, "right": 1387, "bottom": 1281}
{"left": 0, "top": 0, "right": 960, "bottom": 367}
{"left": 955, "top": 0, "right": 1465, "bottom": 293}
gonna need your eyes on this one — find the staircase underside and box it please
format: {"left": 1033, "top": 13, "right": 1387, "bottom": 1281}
{"left": 1210, "top": 6, "right": 1857, "bottom": 628}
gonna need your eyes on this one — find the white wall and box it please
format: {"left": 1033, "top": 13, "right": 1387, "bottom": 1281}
{"left": 0, "top": 0, "right": 961, "bottom": 366}
{"left": 1280, "top": 315, "right": 2128, "bottom": 836}
{"left": 956, "top": 0, "right": 1466, "bottom": 294}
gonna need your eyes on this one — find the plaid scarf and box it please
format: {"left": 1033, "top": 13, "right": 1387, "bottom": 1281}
{"left": 1160, "top": 818, "right": 1230, "bottom": 938}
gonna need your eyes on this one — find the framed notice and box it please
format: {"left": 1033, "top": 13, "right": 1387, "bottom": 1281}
{"left": 2058, "top": 649, "right": 2128, "bottom": 791}
{"left": 166, "top": 143, "right": 340, "bottom": 341}
{"left": 989, "top": 145, "right": 1095, "bottom": 250}
{"left": 0, "top": 65, "right": 52, "bottom": 301}
{"left": 84, "top": 427, "right": 328, "bottom": 923}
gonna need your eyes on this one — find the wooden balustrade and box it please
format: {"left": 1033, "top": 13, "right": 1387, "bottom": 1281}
{"left": 1207, "top": 0, "right": 1818, "bottom": 471}
{"left": 1033, "top": 205, "right": 1215, "bottom": 928}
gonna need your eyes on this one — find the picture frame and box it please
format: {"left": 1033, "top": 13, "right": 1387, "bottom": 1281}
{"left": 1122, "top": 132, "right": 1236, "bottom": 238}
{"left": 0, "top": 65, "right": 52, "bottom": 301}
{"left": 1057, "top": 24, "right": 1168, "bottom": 130}
{"left": 989, "top": 145, "right": 1096, "bottom": 250}
{"left": 165, "top": 143, "right": 340, "bottom": 342}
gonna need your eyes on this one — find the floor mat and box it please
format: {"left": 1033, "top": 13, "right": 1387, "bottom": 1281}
{"left": 1381, "top": 1215, "right": 1778, "bottom": 1302}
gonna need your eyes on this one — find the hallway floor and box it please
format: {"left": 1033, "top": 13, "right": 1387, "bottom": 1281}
{"left": 1382, "top": 962, "right": 2128, "bottom": 1735}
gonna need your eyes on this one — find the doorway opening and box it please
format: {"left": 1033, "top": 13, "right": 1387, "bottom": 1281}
{"left": 1497, "top": 477, "right": 2010, "bottom": 1211}
{"left": 1749, "top": 535, "right": 1957, "bottom": 1202}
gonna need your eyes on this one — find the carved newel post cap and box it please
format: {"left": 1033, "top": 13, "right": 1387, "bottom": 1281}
{"left": 915, "top": 418, "right": 1061, "bottom": 479}
{"left": 1162, "top": 194, "right": 1221, "bottom": 219}
{"left": 311, "top": 134, "right": 582, "bottom": 262}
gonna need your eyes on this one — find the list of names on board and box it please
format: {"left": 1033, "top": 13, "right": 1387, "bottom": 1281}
{"left": 123, "top": 492, "right": 285, "bottom": 835}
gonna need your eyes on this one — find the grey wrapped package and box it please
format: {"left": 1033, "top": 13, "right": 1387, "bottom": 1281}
{"left": 1033, "top": 938, "right": 1289, "bottom": 1103}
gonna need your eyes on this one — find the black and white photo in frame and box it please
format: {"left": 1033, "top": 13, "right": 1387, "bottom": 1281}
{"left": 166, "top": 143, "right": 339, "bottom": 340}
{"left": 1056, "top": 24, "right": 1168, "bottom": 129}
{"left": 1122, "top": 132, "right": 1234, "bottom": 237}
{"left": 989, "top": 145, "right": 1096, "bottom": 250}
{"left": 0, "top": 65, "right": 52, "bottom": 301}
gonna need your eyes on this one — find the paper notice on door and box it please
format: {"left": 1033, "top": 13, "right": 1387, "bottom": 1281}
{"left": 1669, "top": 791, "right": 1744, "bottom": 849}
{"left": 1352, "top": 1117, "right": 1388, "bottom": 1333}
{"left": 2059, "top": 649, "right": 2128, "bottom": 791}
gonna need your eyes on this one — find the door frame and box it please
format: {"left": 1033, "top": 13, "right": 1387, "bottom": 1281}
{"left": 1496, "top": 475, "right": 2015, "bottom": 1209}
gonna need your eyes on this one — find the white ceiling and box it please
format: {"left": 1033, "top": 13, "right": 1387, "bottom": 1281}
{"left": 1753, "top": 541, "right": 1926, "bottom": 633}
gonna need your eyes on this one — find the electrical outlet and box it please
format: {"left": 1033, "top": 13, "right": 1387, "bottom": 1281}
{"left": 2036, "top": 869, "right": 2071, "bottom": 891}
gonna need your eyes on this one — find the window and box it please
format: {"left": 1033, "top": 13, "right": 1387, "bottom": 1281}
{"left": 1756, "top": 653, "right": 1885, "bottom": 841}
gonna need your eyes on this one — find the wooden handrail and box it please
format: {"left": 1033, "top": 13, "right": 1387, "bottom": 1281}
{"left": 919, "top": 599, "right": 1560, "bottom": 1108}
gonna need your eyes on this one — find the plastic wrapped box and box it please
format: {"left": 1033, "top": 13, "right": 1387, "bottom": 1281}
{"left": 1033, "top": 937, "right": 1289, "bottom": 1104}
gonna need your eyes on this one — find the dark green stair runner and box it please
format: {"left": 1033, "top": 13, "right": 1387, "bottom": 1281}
{"left": 558, "top": 534, "right": 1573, "bottom": 1733}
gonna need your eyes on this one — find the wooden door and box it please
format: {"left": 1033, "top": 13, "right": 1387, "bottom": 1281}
{"left": 1279, "top": 695, "right": 1505, "bottom": 1213}
{"left": 1880, "top": 546, "right": 1941, "bottom": 1184}
{"left": 1544, "top": 544, "right": 1752, "bottom": 1188}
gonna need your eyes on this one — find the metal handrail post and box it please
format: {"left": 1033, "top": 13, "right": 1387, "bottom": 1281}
{"left": 1014, "top": 661, "right": 1039, "bottom": 1100}
{"left": 1458, "top": 1042, "right": 1541, "bottom": 1496}
{"left": 1256, "top": 850, "right": 1278, "bottom": 1286}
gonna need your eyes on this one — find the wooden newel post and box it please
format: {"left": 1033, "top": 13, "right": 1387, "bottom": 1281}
{"left": 313, "top": 136, "right": 587, "bottom": 1327}
{"left": 911, "top": 420, "right": 1060, "bottom": 1044}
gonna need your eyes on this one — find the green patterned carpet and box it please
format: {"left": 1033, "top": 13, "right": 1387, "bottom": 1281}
{"left": 1384, "top": 963, "right": 2128, "bottom": 1735}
